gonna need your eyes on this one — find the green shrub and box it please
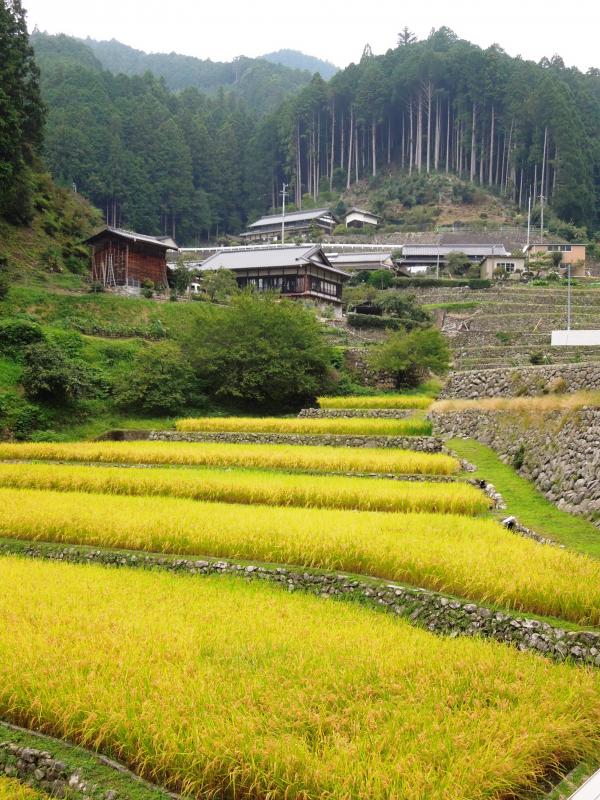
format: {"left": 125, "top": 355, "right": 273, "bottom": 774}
{"left": 113, "top": 341, "right": 197, "bottom": 414}
{"left": 368, "top": 327, "right": 450, "bottom": 388}
{"left": 347, "top": 313, "right": 401, "bottom": 330}
{"left": 468, "top": 278, "right": 492, "bottom": 290}
{"left": 22, "top": 342, "right": 101, "bottom": 404}
{"left": 0, "top": 318, "right": 44, "bottom": 352}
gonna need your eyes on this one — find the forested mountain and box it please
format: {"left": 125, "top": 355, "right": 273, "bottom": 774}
{"left": 30, "top": 26, "right": 600, "bottom": 244}
{"left": 31, "top": 33, "right": 314, "bottom": 117}
{"left": 261, "top": 49, "right": 338, "bottom": 80}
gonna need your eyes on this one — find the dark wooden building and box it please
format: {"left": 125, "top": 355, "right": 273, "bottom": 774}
{"left": 195, "top": 245, "right": 349, "bottom": 317}
{"left": 85, "top": 227, "right": 178, "bottom": 290}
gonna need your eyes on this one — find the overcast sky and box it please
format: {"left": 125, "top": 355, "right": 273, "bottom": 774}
{"left": 24, "top": 0, "right": 600, "bottom": 73}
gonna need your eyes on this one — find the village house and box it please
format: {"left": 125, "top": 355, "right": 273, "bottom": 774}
{"left": 524, "top": 243, "right": 587, "bottom": 275}
{"left": 241, "top": 208, "right": 337, "bottom": 243}
{"left": 398, "top": 244, "right": 512, "bottom": 272}
{"left": 480, "top": 254, "right": 527, "bottom": 280}
{"left": 327, "top": 252, "right": 394, "bottom": 273}
{"left": 85, "top": 226, "right": 178, "bottom": 290}
{"left": 344, "top": 207, "right": 379, "bottom": 228}
{"left": 193, "top": 245, "right": 348, "bottom": 317}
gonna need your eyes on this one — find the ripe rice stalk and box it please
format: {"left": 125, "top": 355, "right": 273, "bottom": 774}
{"left": 0, "top": 441, "right": 460, "bottom": 476}
{"left": 1, "top": 487, "right": 599, "bottom": 624}
{"left": 0, "top": 779, "right": 47, "bottom": 800}
{"left": 0, "top": 462, "right": 490, "bottom": 516}
{"left": 1, "top": 558, "right": 600, "bottom": 800}
{"left": 318, "top": 394, "right": 433, "bottom": 410}
{"left": 433, "top": 390, "right": 600, "bottom": 415}
{"left": 174, "top": 416, "right": 432, "bottom": 436}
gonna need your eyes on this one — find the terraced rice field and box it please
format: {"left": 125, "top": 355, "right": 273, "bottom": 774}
{"left": 317, "top": 393, "right": 433, "bottom": 409}
{"left": 2, "top": 558, "right": 600, "bottom": 800}
{"left": 3, "top": 485, "right": 600, "bottom": 623}
{"left": 2, "top": 402, "right": 600, "bottom": 798}
{"left": 0, "top": 441, "right": 459, "bottom": 475}
{"left": 175, "top": 416, "right": 432, "bottom": 435}
{"left": 0, "top": 462, "right": 489, "bottom": 515}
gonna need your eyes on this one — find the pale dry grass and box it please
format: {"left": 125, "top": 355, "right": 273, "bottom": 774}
{"left": 433, "top": 390, "right": 600, "bottom": 414}
{"left": 2, "top": 557, "right": 600, "bottom": 800}
{"left": 175, "top": 416, "right": 432, "bottom": 436}
{"left": 0, "top": 441, "right": 460, "bottom": 475}
{"left": 1, "top": 487, "right": 600, "bottom": 623}
{"left": 318, "top": 394, "right": 433, "bottom": 409}
{"left": 0, "top": 462, "right": 490, "bottom": 516}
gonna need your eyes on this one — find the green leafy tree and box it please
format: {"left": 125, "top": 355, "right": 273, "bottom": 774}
{"left": 113, "top": 342, "right": 196, "bottom": 414}
{"left": 186, "top": 293, "right": 332, "bottom": 409}
{"left": 445, "top": 252, "right": 473, "bottom": 276}
{"left": 201, "top": 268, "right": 239, "bottom": 303}
{"left": 369, "top": 327, "right": 450, "bottom": 387}
{"left": 22, "top": 342, "right": 100, "bottom": 404}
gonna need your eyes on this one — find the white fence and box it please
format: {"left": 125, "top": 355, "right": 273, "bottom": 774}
{"left": 551, "top": 330, "right": 600, "bottom": 346}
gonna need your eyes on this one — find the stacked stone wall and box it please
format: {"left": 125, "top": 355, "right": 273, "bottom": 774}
{"left": 441, "top": 363, "right": 600, "bottom": 398}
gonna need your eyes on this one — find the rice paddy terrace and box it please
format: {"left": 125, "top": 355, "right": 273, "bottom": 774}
{"left": 422, "top": 283, "right": 600, "bottom": 370}
{"left": 2, "top": 394, "right": 600, "bottom": 799}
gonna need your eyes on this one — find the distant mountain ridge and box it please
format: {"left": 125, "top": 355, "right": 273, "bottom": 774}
{"left": 261, "top": 49, "right": 338, "bottom": 79}
{"left": 31, "top": 31, "right": 320, "bottom": 116}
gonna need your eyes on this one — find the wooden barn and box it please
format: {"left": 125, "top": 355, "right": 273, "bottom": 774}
{"left": 85, "top": 227, "right": 178, "bottom": 290}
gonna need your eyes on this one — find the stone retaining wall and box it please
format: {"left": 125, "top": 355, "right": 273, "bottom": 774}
{"left": 148, "top": 431, "right": 442, "bottom": 452}
{"left": 298, "top": 408, "right": 415, "bottom": 419}
{"left": 441, "top": 363, "right": 600, "bottom": 398}
{"left": 0, "top": 742, "right": 117, "bottom": 799}
{"left": 3, "top": 541, "right": 599, "bottom": 666}
{"left": 432, "top": 407, "right": 600, "bottom": 523}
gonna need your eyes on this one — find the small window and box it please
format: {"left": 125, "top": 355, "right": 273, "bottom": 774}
{"left": 504, "top": 263, "right": 515, "bottom": 273}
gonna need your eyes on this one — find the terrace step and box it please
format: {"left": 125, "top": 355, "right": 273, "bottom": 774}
{"left": 147, "top": 430, "right": 443, "bottom": 452}
{"left": 298, "top": 408, "right": 417, "bottom": 419}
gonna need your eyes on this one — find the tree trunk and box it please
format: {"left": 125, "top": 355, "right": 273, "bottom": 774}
{"left": 329, "top": 104, "right": 335, "bottom": 191}
{"left": 445, "top": 100, "right": 450, "bottom": 173}
{"left": 434, "top": 95, "right": 440, "bottom": 171}
{"left": 387, "top": 118, "right": 391, "bottom": 165}
{"left": 346, "top": 107, "right": 354, "bottom": 189}
{"left": 401, "top": 113, "right": 405, "bottom": 170}
{"left": 417, "top": 92, "right": 423, "bottom": 172}
{"left": 470, "top": 102, "right": 477, "bottom": 182}
{"left": 372, "top": 117, "right": 377, "bottom": 177}
{"left": 488, "top": 106, "right": 495, "bottom": 186}
{"left": 409, "top": 99, "right": 414, "bottom": 175}
{"left": 426, "top": 81, "right": 432, "bottom": 173}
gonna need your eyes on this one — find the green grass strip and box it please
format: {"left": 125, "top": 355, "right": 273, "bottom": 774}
{"left": 448, "top": 439, "right": 600, "bottom": 559}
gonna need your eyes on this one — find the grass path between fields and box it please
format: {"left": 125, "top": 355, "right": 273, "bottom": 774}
{"left": 448, "top": 439, "right": 600, "bottom": 559}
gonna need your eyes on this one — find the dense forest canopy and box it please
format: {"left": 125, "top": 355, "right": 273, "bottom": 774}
{"left": 26, "top": 27, "right": 600, "bottom": 243}
{"left": 0, "top": 0, "right": 44, "bottom": 224}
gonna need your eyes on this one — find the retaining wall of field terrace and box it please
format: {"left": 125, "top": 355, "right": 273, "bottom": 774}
{"left": 298, "top": 408, "right": 416, "bottom": 419}
{"left": 147, "top": 431, "right": 443, "bottom": 452}
{"left": 441, "top": 363, "right": 600, "bottom": 398}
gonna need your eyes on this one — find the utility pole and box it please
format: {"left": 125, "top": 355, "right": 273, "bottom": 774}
{"left": 539, "top": 194, "right": 546, "bottom": 244}
{"left": 526, "top": 195, "right": 531, "bottom": 249}
{"left": 280, "top": 183, "right": 288, "bottom": 245}
{"left": 436, "top": 248, "right": 440, "bottom": 279}
{"left": 567, "top": 262, "right": 572, "bottom": 331}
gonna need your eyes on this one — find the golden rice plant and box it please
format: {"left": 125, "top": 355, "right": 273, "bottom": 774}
{"left": 175, "top": 416, "right": 432, "bottom": 436}
{"left": 433, "top": 390, "right": 600, "bottom": 414}
{"left": 0, "top": 462, "right": 490, "bottom": 516}
{"left": 2, "top": 558, "right": 600, "bottom": 800}
{"left": 0, "top": 779, "right": 47, "bottom": 800}
{"left": 2, "top": 486, "right": 600, "bottom": 624}
{"left": 318, "top": 394, "right": 433, "bottom": 409}
{"left": 0, "top": 441, "right": 460, "bottom": 475}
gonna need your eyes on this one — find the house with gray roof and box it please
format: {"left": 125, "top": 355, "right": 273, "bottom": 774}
{"left": 195, "top": 245, "right": 349, "bottom": 317}
{"left": 241, "top": 208, "right": 337, "bottom": 242}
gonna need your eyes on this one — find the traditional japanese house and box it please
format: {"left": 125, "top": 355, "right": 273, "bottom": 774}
{"left": 241, "top": 208, "right": 337, "bottom": 243}
{"left": 195, "top": 245, "right": 349, "bottom": 317}
{"left": 85, "top": 227, "right": 178, "bottom": 290}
